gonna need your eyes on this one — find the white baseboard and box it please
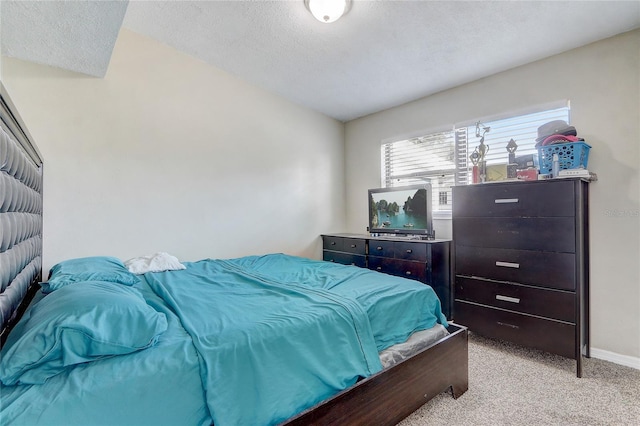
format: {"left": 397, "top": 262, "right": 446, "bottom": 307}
{"left": 590, "top": 347, "right": 640, "bottom": 370}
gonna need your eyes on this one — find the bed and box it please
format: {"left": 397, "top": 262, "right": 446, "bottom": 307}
{"left": 0, "top": 83, "right": 468, "bottom": 426}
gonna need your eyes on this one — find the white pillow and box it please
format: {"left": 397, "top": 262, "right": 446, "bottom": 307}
{"left": 124, "top": 252, "right": 186, "bottom": 275}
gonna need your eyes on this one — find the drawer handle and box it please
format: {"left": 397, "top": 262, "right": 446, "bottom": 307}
{"left": 496, "top": 261, "right": 520, "bottom": 269}
{"left": 406, "top": 249, "right": 412, "bottom": 253}
{"left": 330, "top": 242, "right": 336, "bottom": 245}
{"left": 350, "top": 244, "right": 356, "bottom": 248}
{"left": 376, "top": 267, "right": 382, "bottom": 271}
{"left": 405, "top": 271, "right": 412, "bottom": 276}
{"left": 496, "top": 295, "right": 520, "bottom": 304}
{"left": 494, "top": 198, "right": 519, "bottom": 204}
{"left": 376, "top": 246, "right": 383, "bottom": 250}
{"left": 497, "top": 321, "right": 520, "bottom": 329}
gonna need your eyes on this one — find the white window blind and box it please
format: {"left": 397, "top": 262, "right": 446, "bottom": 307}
{"left": 381, "top": 106, "right": 570, "bottom": 213}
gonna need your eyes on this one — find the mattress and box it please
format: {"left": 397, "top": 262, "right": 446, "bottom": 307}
{"left": 380, "top": 324, "right": 449, "bottom": 369}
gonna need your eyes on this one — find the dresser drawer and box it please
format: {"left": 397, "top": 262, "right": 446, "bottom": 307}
{"left": 455, "top": 277, "right": 575, "bottom": 322}
{"left": 368, "top": 257, "right": 426, "bottom": 282}
{"left": 454, "top": 301, "right": 576, "bottom": 359}
{"left": 323, "top": 251, "right": 366, "bottom": 268}
{"left": 453, "top": 217, "right": 576, "bottom": 253}
{"left": 342, "top": 238, "right": 366, "bottom": 255}
{"left": 322, "top": 235, "right": 344, "bottom": 251}
{"left": 455, "top": 246, "right": 576, "bottom": 290}
{"left": 369, "top": 240, "right": 428, "bottom": 262}
{"left": 452, "top": 180, "right": 575, "bottom": 218}
{"left": 394, "top": 242, "right": 427, "bottom": 262}
{"left": 368, "top": 240, "right": 395, "bottom": 258}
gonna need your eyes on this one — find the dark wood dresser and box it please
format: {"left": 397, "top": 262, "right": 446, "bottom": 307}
{"left": 322, "top": 234, "right": 452, "bottom": 320}
{"left": 452, "top": 178, "right": 589, "bottom": 376}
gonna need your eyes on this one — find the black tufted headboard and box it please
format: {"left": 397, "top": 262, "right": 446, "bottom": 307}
{"left": 0, "top": 82, "right": 43, "bottom": 346}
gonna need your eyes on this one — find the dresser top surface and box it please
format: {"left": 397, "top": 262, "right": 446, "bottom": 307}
{"left": 322, "top": 233, "right": 451, "bottom": 244}
{"left": 454, "top": 177, "right": 589, "bottom": 188}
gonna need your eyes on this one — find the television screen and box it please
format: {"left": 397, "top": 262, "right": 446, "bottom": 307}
{"left": 368, "top": 184, "right": 433, "bottom": 238}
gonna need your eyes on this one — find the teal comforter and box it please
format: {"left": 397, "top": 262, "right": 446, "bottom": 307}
{"left": 1, "top": 254, "right": 448, "bottom": 426}
{"left": 0, "top": 274, "right": 211, "bottom": 426}
{"left": 224, "top": 254, "right": 448, "bottom": 351}
{"left": 144, "top": 257, "right": 383, "bottom": 426}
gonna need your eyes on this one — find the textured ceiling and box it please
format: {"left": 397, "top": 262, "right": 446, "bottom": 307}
{"left": 1, "top": 0, "right": 128, "bottom": 78}
{"left": 2, "top": 1, "right": 640, "bottom": 121}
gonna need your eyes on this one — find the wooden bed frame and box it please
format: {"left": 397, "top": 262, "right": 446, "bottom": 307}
{"left": 285, "top": 324, "right": 468, "bottom": 425}
{"left": 0, "top": 82, "right": 469, "bottom": 425}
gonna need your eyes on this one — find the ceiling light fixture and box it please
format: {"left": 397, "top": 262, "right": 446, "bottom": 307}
{"left": 304, "top": 0, "right": 352, "bottom": 24}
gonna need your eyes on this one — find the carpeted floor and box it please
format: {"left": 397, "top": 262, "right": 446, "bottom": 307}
{"left": 398, "top": 332, "right": 640, "bottom": 426}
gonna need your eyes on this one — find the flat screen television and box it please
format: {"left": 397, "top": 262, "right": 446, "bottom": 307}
{"left": 368, "top": 184, "right": 434, "bottom": 239}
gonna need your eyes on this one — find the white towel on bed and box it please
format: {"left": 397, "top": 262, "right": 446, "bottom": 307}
{"left": 124, "top": 252, "right": 186, "bottom": 275}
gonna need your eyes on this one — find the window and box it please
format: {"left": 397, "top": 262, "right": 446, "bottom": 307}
{"left": 381, "top": 106, "right": 570, "bottom": 214}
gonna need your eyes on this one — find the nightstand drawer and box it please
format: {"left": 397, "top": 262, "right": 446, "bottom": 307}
{"left": 323, "top": 251, "right": 366, "bottom": 268}
{"left": 368, "top": 257, "right": 426, "bottom": 281}
{"left": 453, "top": 217, "right": 576, "bottom": 253}
{"left": 452, "top": 180, "right": 575, "bottom": 218}
{"left": 455, "top": 246, "right": 576, "bottom": 290}
{"left": 454, "top": 301, "right": 575, "bottom": 358}
{"left": 455, "top": 277, "right": 575, "bottom": 322}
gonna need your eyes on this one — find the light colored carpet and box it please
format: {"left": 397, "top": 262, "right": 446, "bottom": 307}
{"left": 399, "top": 332, "right": 640, "bottom": 426}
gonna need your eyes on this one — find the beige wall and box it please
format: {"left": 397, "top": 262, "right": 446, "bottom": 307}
{"left": 345, "top": 30, "right": 640, "bottom": 362}
{"left": 2, "top": 29, "right": 345, "bottom": 272}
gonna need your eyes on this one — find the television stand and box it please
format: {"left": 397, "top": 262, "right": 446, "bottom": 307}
{"left": 321, "top": 233, "right": 452, "bottom": 320}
